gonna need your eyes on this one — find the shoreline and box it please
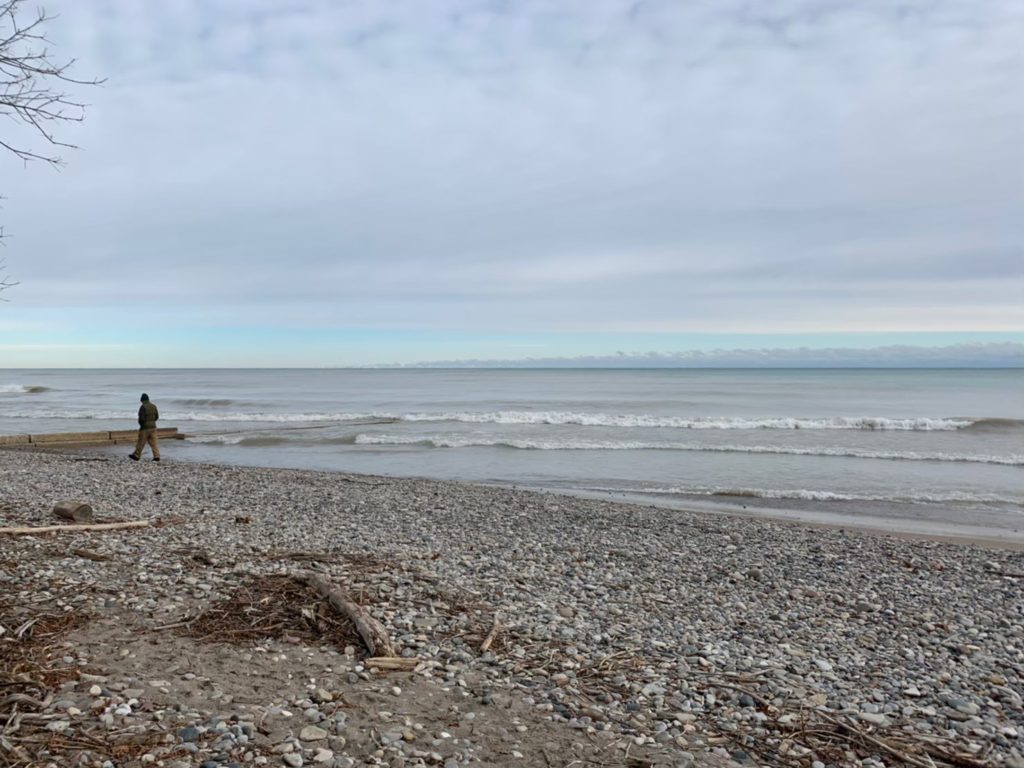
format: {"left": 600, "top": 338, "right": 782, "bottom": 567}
{"left": 2, "top": 448, "right": 1023, "bottom": 767}
{"left": 548, "top": 486, "right": 1024, "bottom": 551}
{"left": 47, "top": 438, "right": 1024, "bottom": 551}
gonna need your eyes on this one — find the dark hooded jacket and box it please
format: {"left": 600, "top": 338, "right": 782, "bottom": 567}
{"left": 138, "top": 401, "right": 159, "bottom": 430}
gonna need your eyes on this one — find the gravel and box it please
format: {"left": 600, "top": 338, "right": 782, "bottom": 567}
{"left": 1, "top": 449, "right": 1022, "bottom": 767}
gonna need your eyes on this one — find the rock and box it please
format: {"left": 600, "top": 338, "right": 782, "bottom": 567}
{"left": 299, "top": 725, "right": 328, "bottom": 741}
{"left": 858, "top": 713, "right": 890, "bottom": 726}
{"left": 282, "top": 754, "right": 303, "bottom": 768}
{"left": 952, "top": 700, "right": 980, "bottom": 716}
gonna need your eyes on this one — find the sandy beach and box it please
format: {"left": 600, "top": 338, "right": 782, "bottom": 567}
{"left": 2, "top": 448, "right": 1023, "bottom": 768}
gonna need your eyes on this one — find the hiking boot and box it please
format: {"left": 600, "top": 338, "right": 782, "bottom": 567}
{"left": 128, "top": 453, "right": 140, "bottom": 461}
{"left": 153, "top": 457, "right": 161, "bottom": 462}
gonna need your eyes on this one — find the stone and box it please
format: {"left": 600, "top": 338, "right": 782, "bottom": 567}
{"left": 858, "top": 713, "right": 889, "bottom": 726}
{"left": 300, "top": 725, "right": 328, "bottom": 741}
{"left": 282, "top": 754, "right": 303, "bottom": 768}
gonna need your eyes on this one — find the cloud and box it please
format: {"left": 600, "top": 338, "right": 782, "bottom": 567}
{"left": 0, "top": 0, "right": 1021, "bottom": 358}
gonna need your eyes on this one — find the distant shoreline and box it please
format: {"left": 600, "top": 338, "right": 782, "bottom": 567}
{"left": 3, "top": 365, "right": 1024, "bottom": 370}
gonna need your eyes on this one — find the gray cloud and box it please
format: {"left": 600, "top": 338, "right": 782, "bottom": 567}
{"left": 1, "top": 0, "right": 1021, "bottom": 336}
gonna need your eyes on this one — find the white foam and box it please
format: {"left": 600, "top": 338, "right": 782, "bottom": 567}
{"left": 632, "top": 486, "right": 1023, "bottom": 505}
{"left": 352, "top": 434, "right": 1023, "bottom": 465}
{"left": 172, "top": 411, "right": 389, "bottom": 423}
{"left": 186, "top": 434, "right": 248, "bottom": 445}
{"left": 398, "top": 411, "right": 973, "bottom": 431}
{"left": 0, "top": 384, "right": 47, "bottom": 394}
{"left": 0, "top": 406, "right": 978, "bottom": 431}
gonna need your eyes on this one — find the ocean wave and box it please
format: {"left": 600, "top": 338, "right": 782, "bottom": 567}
{"left": 141, "top": 410, "right": 982, "bottom": 430}
{"left": 351, "top": 434, "right": 1024, "bottom": 465}
{"left": 0, "top": 409, "right": 397, "bottom": 423}
{"left": 172, "top": 411, "right": 394, "bottom": 423}
{"left": 188, "top": 433, "right": 359, "bottom": 447}
{"left": 963, "top": 417, "right": 1024, "bottom": 433}
{"left": 0, "top": 384, "right": 49, "bottom": 394}
{"left": 172, "top": 398, "right": 236, "bottom": 407}
{"left": 187, "top": 434, "right": 292, "bottom": 447}
{"left": 630, "top": 486, "right": 1024, "bottom": 506}
{"left": 0, "top": 406, "right": 996, "bottom": 432}
{"left": 399, "top": 412, "right": 976, "bottom": 431}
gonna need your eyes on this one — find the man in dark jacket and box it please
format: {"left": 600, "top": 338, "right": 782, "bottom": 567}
{"left": 129, "top": 393, "right": 161, "bottom": 461}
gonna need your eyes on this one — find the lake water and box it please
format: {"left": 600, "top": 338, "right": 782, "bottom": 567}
{"left": 2, "top": 368, "right": 1022, "bottom": 538}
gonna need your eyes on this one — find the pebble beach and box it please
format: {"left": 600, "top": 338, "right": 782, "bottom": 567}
{"left": 2, "top": 448, "right": 1023, "bottom": 768}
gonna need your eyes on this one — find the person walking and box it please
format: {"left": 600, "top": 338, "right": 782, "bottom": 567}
{"left": 129, "top": 393, "right": 161, "bottom": 461}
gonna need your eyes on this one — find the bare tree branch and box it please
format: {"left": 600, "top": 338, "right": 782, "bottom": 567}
{"left": 0, "top": 0, "right": 102, "bottom": 166}
{"left": 1, "top": 0, "right": 101, "bottom": 296}
{"left": 0, "top": 256, "right": 18, "bottom": 300}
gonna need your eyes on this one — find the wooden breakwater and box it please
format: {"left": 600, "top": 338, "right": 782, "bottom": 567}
{"left": 0, "top": 428, "right": 184, "bottom": 447}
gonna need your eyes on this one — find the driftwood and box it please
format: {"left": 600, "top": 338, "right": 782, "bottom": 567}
{"left": 0, "top": 520, "right": 152, "bottom": 536}
{"left": 479, "top": 615, "right": 501, "bottom": 653}
{"left": 71, "top": 547, "right": 109, "bottom": 562}
{"left": 365, "top": 657, "right": 420, "bottom": 671}
{"left": 297, "top": 572, "right": 395, "bottom": 657}
{"left": 52, "top": 500, "right": 93, "bottom": 522}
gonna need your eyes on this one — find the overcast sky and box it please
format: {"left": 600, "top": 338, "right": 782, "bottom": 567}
{"left": 1, "top": 0, "right": 1022, "bottom": 367}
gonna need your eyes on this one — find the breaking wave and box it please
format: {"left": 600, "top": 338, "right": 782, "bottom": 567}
{"left": 2, "top": 407, "right": 1008, "bottom": 433}
{"left": 0, "top": 384, "right": 49, "bottom": 394}
{"left": 629, "top": 486, "right": 1024, "bottom": 506}
{"left": 396, "top": 412, "right": 975, "bottom": 431}
{"left": 172, "top": 398, "right": 236, "bottom": 407}
{"left": 154, "top": 411, "right": 977, "bottom": 430}
{"left": 962, "top": 417, "right": 1024, "bottom": 433}
{"left": 188, "top": 433, "right": 358, "bottom": 447}
{"left": 186, "top": 435, "right": 292, "bottom": 447}
{"left": 351, "top": 434, "right": 1024, "bottom": 465}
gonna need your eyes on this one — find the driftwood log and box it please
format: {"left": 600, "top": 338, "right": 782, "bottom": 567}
{"left": 297, "top": 572, "right": 395, "bottom": 657}
{"left": 0, "top": 520, "right": 152, "bottom": 536}
{"left": 72, "top": 548, "right": 110, "bottom": 562}
{"left": 479, "top": 615, "right": 501, "bottom": 653}
{"left": 52, "top": 500, "right": 94, "bottom": 522}
{"left": 366, "top": 657, "right": 420, "bottom": 671}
